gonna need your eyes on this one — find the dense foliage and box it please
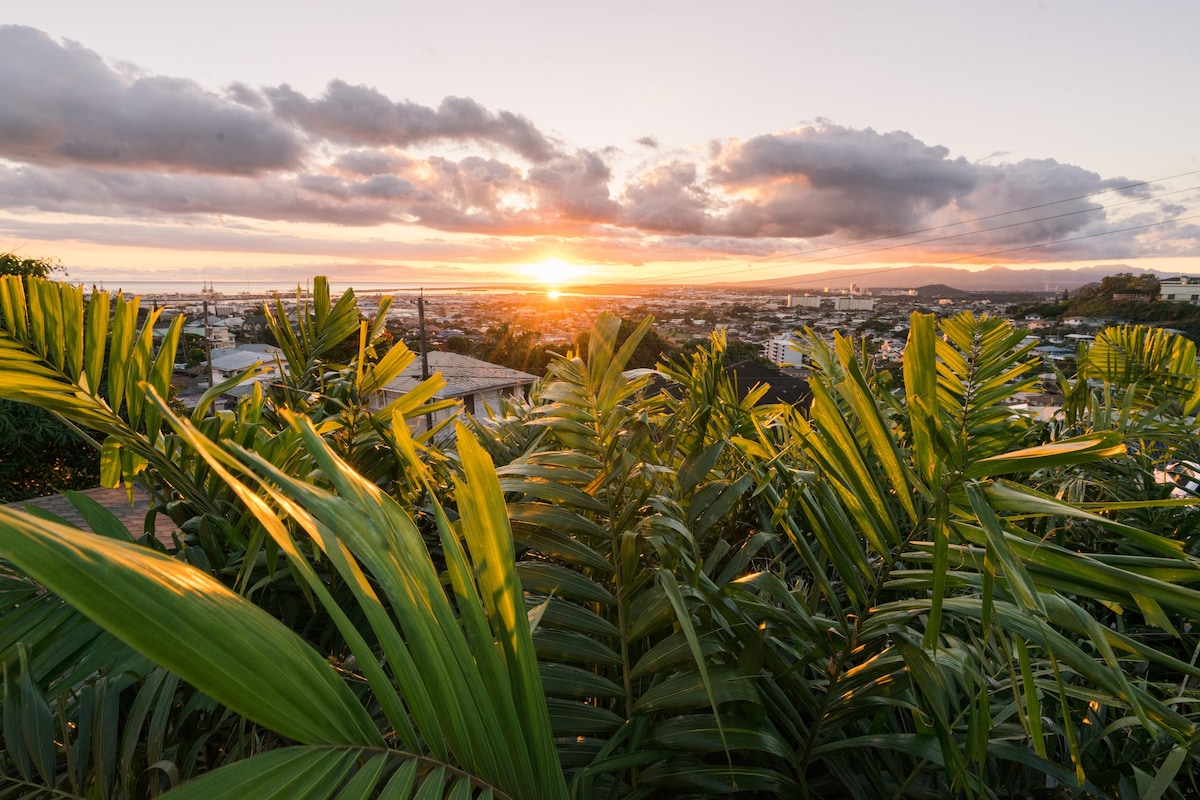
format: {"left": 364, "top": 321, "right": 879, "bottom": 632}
{"left": 0, "top": 400, "right": 100, "bottom": 502}
{"left": 0, "top": 258, "right": 101, "bottom": 500}
{"left": 3, "top": 274, "right": 1200, "bottom": 798}
{"left": 0, "top": 253, "right": 61, "bottom": 279}
{"left": 1009, "top": 272, "right": 1200, "bottom": 339}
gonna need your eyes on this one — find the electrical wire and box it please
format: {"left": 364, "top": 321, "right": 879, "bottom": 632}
{"left": 602, "top": 168, "right": 1200, "bottom": 286}
{"left": 740, "top": 211, "right": 1200, "bottom": 288}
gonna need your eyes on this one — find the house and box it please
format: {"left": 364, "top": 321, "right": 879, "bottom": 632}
{"left": 1159, "top": 276, "right": 1200, "bottom": 304}
{"left": 1033, "top": 345, "right": 1074, "bottom": 362}
{"left": 210, "top": 349, "right": 279, "bottom": 383}
{"left": 182, "top": 323, "right": 235, "bottom": 348}
{"left": 371, "top": 351, "right": 538, "bottom": 427}
{"left": 724, "top": 361, "right": 811, "bottom": 407}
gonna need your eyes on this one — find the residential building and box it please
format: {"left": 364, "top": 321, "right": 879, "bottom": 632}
{"left": 1159, "top": 276, "right": 1200, "bottom": 304}
{"left": 764, "top": 335, "right": 805, "bottom": 368}
{"left": 371, "top": 351, "right": 538, "bottom": 428}
{"left": 210, "top": 349, "right": 279, "bottom": 384}
{"left": 786, "top": 295, "right": 823, "bottom": 309}
{"left": 834, "top": 297, "right": 875, "bottom": 312}
{"left": 724, "top": 360, "right": 811, "bottom": 407}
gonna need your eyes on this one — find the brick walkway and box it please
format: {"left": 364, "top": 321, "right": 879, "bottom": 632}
{"left": 5, "top": 486, "right": 179, "bottom": 547}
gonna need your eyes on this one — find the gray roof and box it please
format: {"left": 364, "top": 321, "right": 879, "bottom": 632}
{"left": 236, "top": 343, "right": 284, "bottom": 357}
{"left": 211, "top": 350, "right": 270, "bottom": 372}
{"left": 380, "top": 351, "right": 537, "bottom": 399}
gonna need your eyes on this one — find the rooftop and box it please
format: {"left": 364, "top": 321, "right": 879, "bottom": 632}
{"left": 381, "top": 351, "right": 539, "bottom": 399}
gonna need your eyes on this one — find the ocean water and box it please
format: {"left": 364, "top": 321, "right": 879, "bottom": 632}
{"left": 67, "top": 279, "right": 524, "bottom": 297}
{"left": 64, "top": 278, "right": 642, "bottom": 301}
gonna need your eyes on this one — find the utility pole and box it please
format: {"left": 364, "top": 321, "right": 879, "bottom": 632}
{"left": 417, "top": 288, "right": 430, "bottom": 380}
{"left": 417, "top": 289, "right": 432, "bottom": 432}
{"left": 203, "top": 298, "right": 214, "bottom": 389}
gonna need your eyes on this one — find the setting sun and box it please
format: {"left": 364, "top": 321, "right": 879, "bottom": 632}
{"left": 524, "top": 258, "right": 586, "bottom": 286}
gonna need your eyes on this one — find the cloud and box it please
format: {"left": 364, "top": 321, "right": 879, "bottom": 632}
{"left": 919, "top": 158, "right": 1112, "bottom": 257}
{"left": 0, "top": 26, "right": 302, "bottom": 174}
{"left": 527, "top": 150, "right": 620, "bottom": 224}
{"left": 708, "top": 123, "right": 979, "bottom": 238}
{"left": 620, "top": 161, "right": 711, "bottom": 233}
{"left": 0, "top": 25, "right": 1193, "bottom": 269}
{"left": 265, "top": 81, "right": 560, "bottom": 162}
{"left": 0, "top": 215, "right": 550, "bottom": 264}
{"left": 0, "top": 162, "right": 409, "bottom": 225}
{"left": 332, "top": 149, "right": 414, "bottom": 176}
{"left": 606, "top": 124, "right": 1182, "bottom": 265}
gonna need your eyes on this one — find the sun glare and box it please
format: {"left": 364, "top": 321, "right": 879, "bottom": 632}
{"left": 525, "top": 258, "right": 584, "bottom": 286}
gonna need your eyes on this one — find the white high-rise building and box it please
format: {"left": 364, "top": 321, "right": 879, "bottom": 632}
{"left": 765, "top": 336, "right": 805, "bottom": 368}
{"left": 790, "top": 295, "right": 822, "bottom": 309}
{"left": 834, "top": 297, "right": 875, "bottom": 312}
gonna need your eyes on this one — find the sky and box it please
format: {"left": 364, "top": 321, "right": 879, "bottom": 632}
{"left": 2, "top": 1, "right": 1199, "bottom": 290}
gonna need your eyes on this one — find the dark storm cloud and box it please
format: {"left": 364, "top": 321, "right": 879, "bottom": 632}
{"left": 265, "top": 81, "right": 560, "bottom": 163}
{"left": 0, "top": 26, "right": 303, "bottom": 174}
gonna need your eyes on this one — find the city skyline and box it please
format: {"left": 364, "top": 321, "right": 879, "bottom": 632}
{"left": 2, "top": 2, "right": 1199, "bottom": 288}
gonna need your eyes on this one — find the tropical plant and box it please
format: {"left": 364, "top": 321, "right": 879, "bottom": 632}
{"left": 1, "top": 409, "right": 565, "bottom": 798}
{"left": 0, "top": 275, "right": 463, "bottom": 796}
{"left": 6, "top": 275, "right": 1200, "bottom": 799}
{"left": 737, "top": 313, "right": 1200, "bottom": 797}
{"left": 0, "top": 400, "right": 100, "bottom": 501}
{"left": 475, "top": 317, "right": 804, "bottom": 795}
{"left": 474, "top": 311, "right": 1200, "bottom": 797}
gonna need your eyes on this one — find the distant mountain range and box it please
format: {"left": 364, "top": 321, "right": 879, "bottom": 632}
{"left": 720, "top": 264, "right": 1199, "bottom": 293}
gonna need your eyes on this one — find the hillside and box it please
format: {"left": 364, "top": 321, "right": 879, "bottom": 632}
{"left": 721, "top": 264, "right": 1200, "bottom": 293}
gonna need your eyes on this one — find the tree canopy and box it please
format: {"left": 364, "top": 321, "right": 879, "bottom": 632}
{"left": 0, "top": 252, "right": 61, "bottom": 278}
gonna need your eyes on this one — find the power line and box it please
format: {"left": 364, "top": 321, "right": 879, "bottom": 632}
{"left": 935, "top": 212, "right": 1200, "bottom": 265}
{"left": 618, "top": 183, "right": 1200, "bottom": 286}
{"left": 742, "top": 211, "right": 1200, "bottom": 289}
{"left": 604, "top": 168, "right": 1200, "bottom": 286}
{"left": 734, "top": 184, "right": 1199, "bottom": 280}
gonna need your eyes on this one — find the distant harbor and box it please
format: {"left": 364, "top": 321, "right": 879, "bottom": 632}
{"left": 70, "top": 278, "right": 649, "bottom": 301}
{"left": 74, "top": 279, "right": 488, "bottom": 297}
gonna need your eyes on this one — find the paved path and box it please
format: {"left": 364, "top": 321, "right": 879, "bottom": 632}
{"left": 5, "top": 486, "right": 179, "bottom": 547}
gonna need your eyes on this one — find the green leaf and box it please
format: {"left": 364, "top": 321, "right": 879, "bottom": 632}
{"left": 0, "top": 507, "right": 382, "bottom": 747}
{"left": 160, "top": 747, "right": 362, "bottom": 800}
{"left": 631, "top": 667, "right": 759, "bottom": 713}
{"left": 963, "top": 433, "right": 1126, "bottom": 479}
